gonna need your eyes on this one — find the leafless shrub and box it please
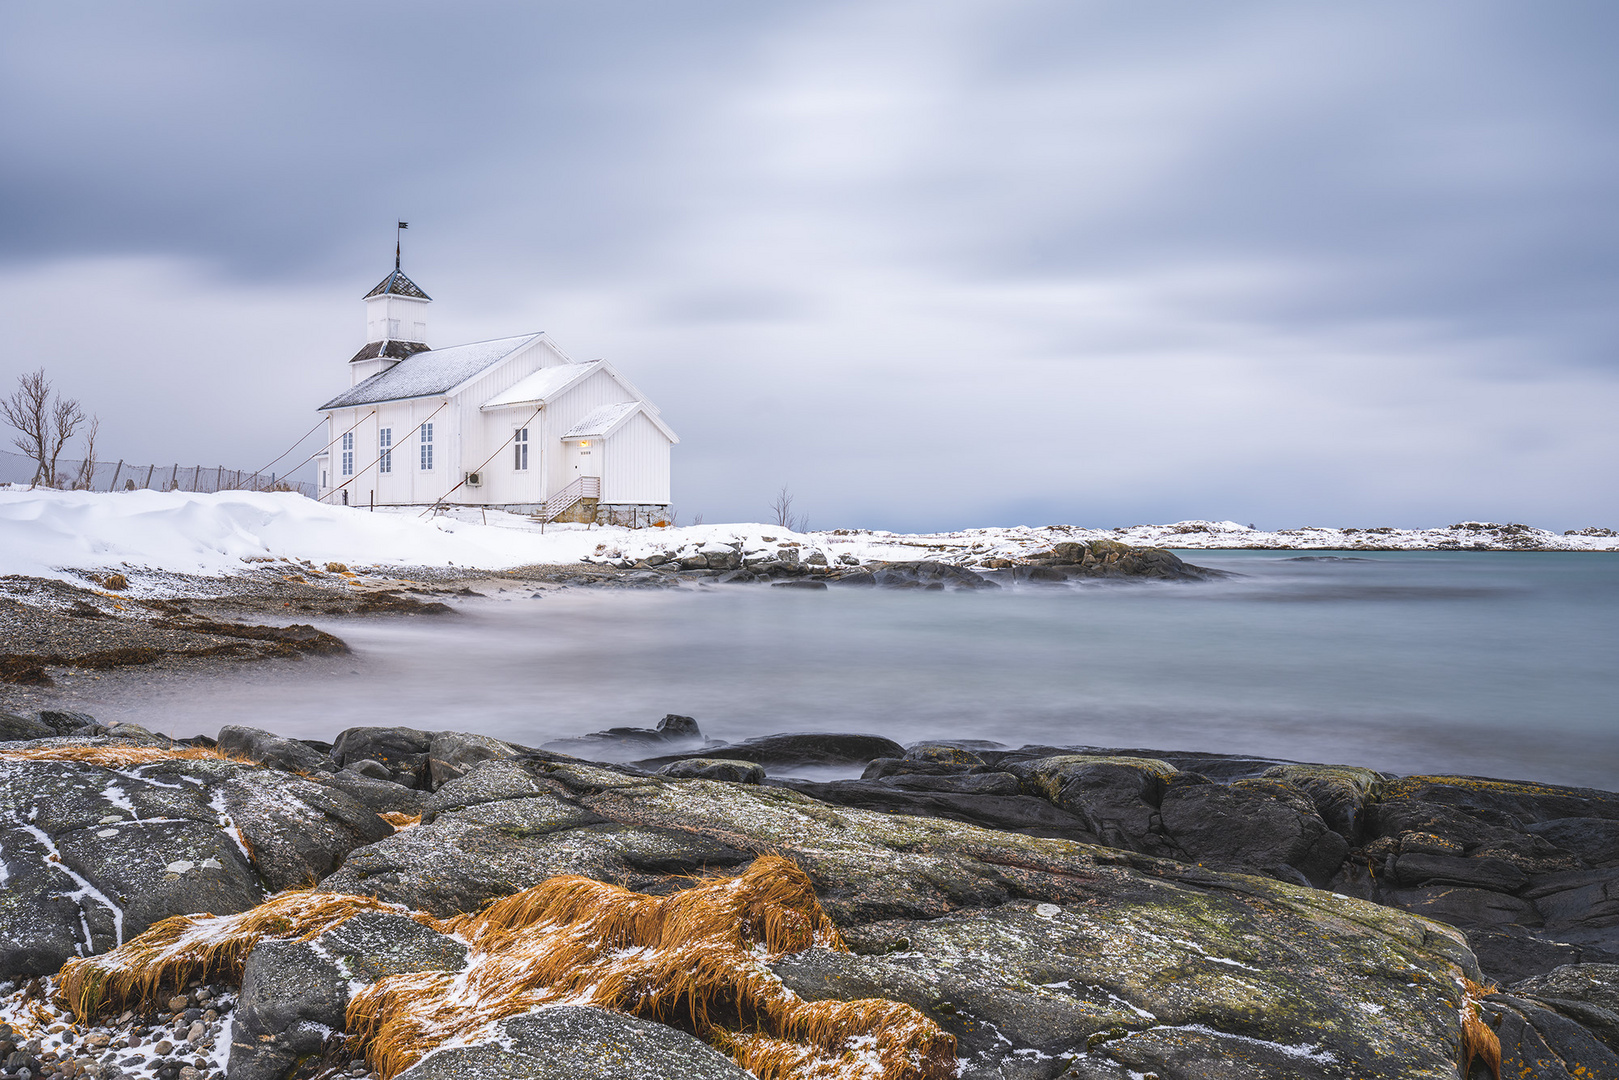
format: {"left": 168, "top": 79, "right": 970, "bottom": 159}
{"left": 2, "top": 368, "right": 87, "bottom": 487}
{"left": 770, "top": 485, "right": 808, "bottom": 532}
{"left": 74, "top": 416, "right": 101, "bottom": 489}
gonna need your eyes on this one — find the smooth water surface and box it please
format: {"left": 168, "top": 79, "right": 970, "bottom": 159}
{"left": 108, "top": 551, "right": 1619, "bottom": 787}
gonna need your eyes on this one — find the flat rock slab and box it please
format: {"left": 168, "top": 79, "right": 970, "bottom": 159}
{"left": 394, "top": 1006, "right": 754, "bottom": 1080}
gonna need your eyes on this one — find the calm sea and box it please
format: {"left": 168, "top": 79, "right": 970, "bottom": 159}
{"left": 108, "top": 551, "right": 1619, "bottom": 789}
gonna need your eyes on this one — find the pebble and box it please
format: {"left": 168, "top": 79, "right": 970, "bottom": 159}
{"left": 165, "top": 996, "right": 188, "bottom": 1013}
{"left": 154, "top": 1040, "right": 172, "bottom": 1055}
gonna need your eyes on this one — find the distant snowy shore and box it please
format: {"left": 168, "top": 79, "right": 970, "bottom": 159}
{"left": 0, "top": 487, "right": 1613, "bottom": 590}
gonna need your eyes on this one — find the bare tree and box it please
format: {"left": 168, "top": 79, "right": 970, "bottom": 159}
{"left": 769, "top": 485, "right": 808, "bottom": 532}
{"left": 2, "top": 369, "right": 87, "bottom": 487}
{"left": 74, "top": 416, "right": 101, "bottom": 489}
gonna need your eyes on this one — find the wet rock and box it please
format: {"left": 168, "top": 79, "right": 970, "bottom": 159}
{"left": 654, "top": 759, "right": 766, "bottom": 784}
{"left": 1385, "top": 884, "right": 1540, "bottom": 928}
{"left": 345, "top": 759, "right": 394, "bottom": 781}
{"left": 1392, "top": 852, "right": 1529, "bottom": 892}
{"left": 392, "top": 1006, "right": 753, "bottom": 1080}
{"left": 427, "top": 731, "right": 520, "bottom": 789}
{"left": 904, "top": 743, "right": 991, "bottom": 767}
{"left": 216, "top": 726, "right": 332, "bottom": 775}
{"left": 231, "top": 911, "right": 467, "bottom": 1080}
{"left": 874, "top": 772, "right": 1022, "bottom": 796}
{"left": 1528, "top": 817, "right": 1619, "bottom": 868}
{"left": 847, "top": 561, "right": 998, "bottom": 590}
{"left": 1509, "top": 964, "right": 1619, "bottom": 1054}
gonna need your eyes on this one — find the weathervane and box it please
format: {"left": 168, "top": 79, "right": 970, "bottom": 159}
{"left": 395, "top": 221, "right": 409, "bottom": 270}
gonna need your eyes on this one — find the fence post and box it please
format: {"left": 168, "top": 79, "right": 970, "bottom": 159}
{"left": 170, "top": 464, "right": 178, "bottom": 490}
{"left": 144, "top": 464, "right": 154, "bottom": 489}
{"left": 107, "top": 460, "right": 124, "bottom": 492}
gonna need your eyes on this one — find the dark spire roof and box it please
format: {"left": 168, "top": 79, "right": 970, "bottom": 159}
{"left": 363, "top": 268, "right": 432, "bottom": 301}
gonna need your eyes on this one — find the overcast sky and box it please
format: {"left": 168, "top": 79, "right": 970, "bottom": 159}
{"left": 2, "top": 1, "right": 1615, "bottom": 531}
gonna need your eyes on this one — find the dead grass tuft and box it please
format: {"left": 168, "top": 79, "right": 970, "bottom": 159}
{"left": 0, "top": 745, "right": 254, "bottom": 768}
{"left": 54, "top": 857, "right": 952, "bottom": 1080}
{"left": 380, "top": 811, "right": 422, "bottom": 829}
{"left": 1459, "top": 976, "right": 1501, "bottom": 1080}
{"left": 56, "top": 890, "right": 417, "bottom": 1018}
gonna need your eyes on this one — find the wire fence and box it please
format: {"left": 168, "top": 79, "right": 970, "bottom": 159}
{"left": 0, "top": 449, "right": 317, "bottom": 498}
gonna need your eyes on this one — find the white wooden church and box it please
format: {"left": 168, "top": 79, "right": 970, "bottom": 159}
{"left": 315, "top": 256, "right": 676, "bottom": 524}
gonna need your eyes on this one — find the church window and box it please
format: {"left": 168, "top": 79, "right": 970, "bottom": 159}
{"left": 420, "top": 423, "right": 434, "bottom": 470}
{"left": 341, "top": 432, "right": 354, "bottom": 477}
{"left": 514, "top": 428, "right": 528, "bottom": 471}
{"left": 379, "top": 428, "right": 392, "bottom": 473}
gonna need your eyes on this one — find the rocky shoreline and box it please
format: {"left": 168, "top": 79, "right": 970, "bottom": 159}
{"left": 0, "top": 540, "right": 1217, "bottom": 697}
{"left": 0, "top": 711, "right": 1614, "bottom": 1079}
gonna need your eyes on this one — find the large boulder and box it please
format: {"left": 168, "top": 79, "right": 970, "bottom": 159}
{"left": 428, "top": 731, "right": 520, "bottom": 789}
{"left": 1158, "top": 777, "right": 1351, "bottom": 886}
{"left": 231, "top": 911, "right": 468, "bottom": 1080}
{"left": 0, "top": 712, "right": 54, "bottom": 743}
{"left": 218, "top": 772, "right": 393, "bottom": 890}
{"left": 655, "top": 758, "right": 766, "bottom": 784}
{"left": 393, "top": 1007, "right": 754, "bottom": 1080}
{"left": 1008, "top": 754, "right": 1179, "bottom": 856}
{"left": 217, "top": 726, "right": 333, "bottom": 775}
{"left": 330, "top": 727, "right": 436, "bottom": 787}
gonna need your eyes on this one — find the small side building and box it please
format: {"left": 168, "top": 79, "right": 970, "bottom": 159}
{"left": 314, "top": 259, "right": 676, "bottom": 524}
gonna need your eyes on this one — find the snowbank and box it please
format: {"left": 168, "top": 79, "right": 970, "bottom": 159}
{"left": 0, "top": 487, "right": 1613, "bottom": 589}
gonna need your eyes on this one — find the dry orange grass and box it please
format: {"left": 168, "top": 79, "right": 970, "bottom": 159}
{"left": 380, "top": 811, "right": 422, "bottom": 829}
{"left": 56, "top": 890, "right": 421, "bottom": 1018}
{"left": 1459, "top": 976, "right": 1501, "bottom": 1080}
{"left": 56, "top": 857, "right": 955, "bottom": 1080}
{"left": 0, "top": 745, "right": 250, "bottom": 769}
{"left": 349, "top": 856, "right": 954, "bottom": 1080}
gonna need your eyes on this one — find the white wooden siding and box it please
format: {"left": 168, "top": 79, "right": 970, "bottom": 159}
{"left": 601, "top": 411, "right": 672, "bottom": 504}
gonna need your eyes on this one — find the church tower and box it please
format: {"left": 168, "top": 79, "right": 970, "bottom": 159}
{"left": 349, "top": 231, "right": 432, "bottom": 386}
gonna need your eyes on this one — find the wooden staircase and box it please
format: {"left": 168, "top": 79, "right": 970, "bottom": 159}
{"left": 538, "top": 476, "right": 601, "bottom": 523}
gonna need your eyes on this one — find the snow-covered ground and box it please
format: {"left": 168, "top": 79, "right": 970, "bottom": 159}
{"left": 0, "top": 488, "right": 1613, "bottom": 588}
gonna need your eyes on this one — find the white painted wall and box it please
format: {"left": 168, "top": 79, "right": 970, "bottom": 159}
{"left": 599, "top": 410, "right": 672, "bottom": 504}
{"left": 364, "top": 294, "right": 429, "bottom": 343}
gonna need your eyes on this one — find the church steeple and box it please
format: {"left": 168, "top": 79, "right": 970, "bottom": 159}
{"left": 362, "top": 251, "right": 431, "bottom": 346}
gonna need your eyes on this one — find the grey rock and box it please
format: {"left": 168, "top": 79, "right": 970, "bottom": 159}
{"left": 425, "top": 758, "right": 548, "bottom": 814}
{"left": 220, "top": 773, "right": 392, "bottom": 891}
{"left": 392, "top": 1007, "right": 753, "bottom": 1080}
{"left": 1467, "top": 928, "right": 1619, "bottom": 985}
{"left": 1009, "top": 755, "right": 1178, "bottom": 856}
{"left": 216, "top": 726, "right": 333, "bottom": 775}
{"left": 1482, "top": 992, "right": 1619, "bottom": 1079}
{"left": 1385, "top": 884, "right": 1541, "bottom": 927}
{"left": 312, "top": 769, "right": 428, "bottom": 817}
{"left": 330, "top": 727, "right": 436, "bottom": 786}
{"left": 1260, "top": 763, "right": 1382, "bottom": 838}
{"left": 35, "top": 711, "right": 100, "bottom": 735}
{"left": 874, "top": 772, "right": 1022, "bottom": 796}
{"left": 655, "top": 759, "right": 766, "bottom": 784}
{"left": 427, "top": 731, "right": 519, "bottom": 789}
{"left": 1529, "top": 817, "right": 1619, "bottom": 869}
{"left": 643, "top": 732, "right": 904, "bottom": 770}
{"left": 0, "top": 713, "right": 54, "bottom": 743}
{"left": 230, "top": 911, "right": 467, "bottom": 1080}
{"left": 1393, "top": 852, "right": 1529, "bottom": 892}
{"left": 345, "top": 759, "right": 394, "bottom": 782}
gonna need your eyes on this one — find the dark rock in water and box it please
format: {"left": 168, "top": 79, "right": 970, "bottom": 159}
{"left": 541, "top": 714, "right": 705, "bottom": 758}
{"left": 1158, "top": 777, "right": 1351, "bottom": 886}
{"left": 655, "top": 758, "right": 766, "bottom": 784}
{"left": 641, "top": 731, "right": 904, "bottom": 771}
{"left": 770, "top": 579, "right": 827, "bottom": 590}
{"left": 217, "top": 725, "right": 333, "bottom": 775}
{"left": 843, "top": 560, "right": 998, "bottom": 590}
{"left": 392, "top": 1006, "right": 754, "bottom": 1080}
{"left": 428, "top": 731, "right": 520, "bottom": 788}
{"left": 232, "top": 911, "right": 467, "bottom": 1080}
{"left": 330, "top": 727, "right": 436, "bottom": 786}
{"left": 874, "top": 772, "right": 1022, "bottom": 796}
{"left": 0, "top": 712, "right": 53, "bottom": 742}
{"left": 904, "top": 743, "right": 991, "bottom": 766}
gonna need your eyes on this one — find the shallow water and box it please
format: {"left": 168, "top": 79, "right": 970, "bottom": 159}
{"left": 106, "top": 551, "right": 1619, "bottom": 788}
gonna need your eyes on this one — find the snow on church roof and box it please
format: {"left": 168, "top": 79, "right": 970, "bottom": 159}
{"left": 320, "top": 334, "right": 543, "bottom": 410}
{"left": 480, "top": 362, "right": 602, "bottom": 409}
{"left": 561, "top": 402, "right": 640, "bottom": 439}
